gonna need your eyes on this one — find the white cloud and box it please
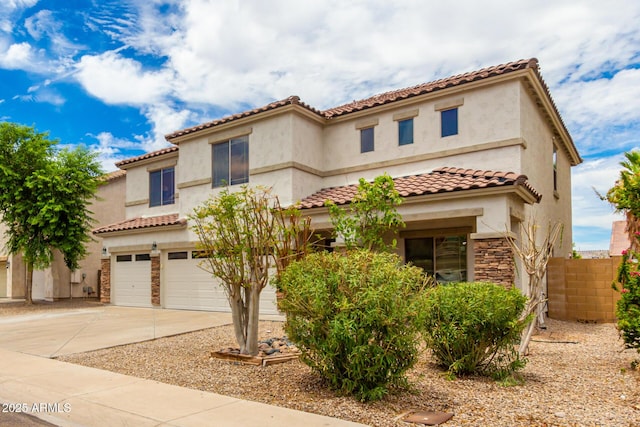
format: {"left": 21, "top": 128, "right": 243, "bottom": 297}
{"left": 140, "top": 104, "right": 193, "bottom": 151}
{"left": 85, "top": 131, "right": 146, "bottom": 172}
{"left": 0, "top": 42, "right": 36, "bottom": 69}
{"left": 74, "top": 51, "right": 174, "bottom": 105}
{"left": 24, "top": 9, "right": 85, "bottom": 55}
{"left": 554, "top": 68, "right": 640, "bottom": 151}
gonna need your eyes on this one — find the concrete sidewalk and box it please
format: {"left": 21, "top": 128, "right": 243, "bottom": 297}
{"left": 0, "top": 306, "right": 367, "bottom": 427}
{"left": 0, "top": 348, "right": 365, "bottom": 426}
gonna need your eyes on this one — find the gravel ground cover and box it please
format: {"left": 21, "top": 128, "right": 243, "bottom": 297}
{"left": 56, "top": 315, "right": 640, "bottom": 427}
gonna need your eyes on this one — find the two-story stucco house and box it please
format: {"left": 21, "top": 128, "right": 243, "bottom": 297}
{"left": 93, "top": 58, "right": 581, "bottom": 313}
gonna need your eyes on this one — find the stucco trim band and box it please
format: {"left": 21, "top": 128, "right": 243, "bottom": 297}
{"left": 177, "top": 178, "right": 212, "bottom": 189}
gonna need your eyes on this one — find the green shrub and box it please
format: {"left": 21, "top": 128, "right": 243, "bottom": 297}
{"left": 614, "top": 250, "right": 640, "bottom": 352}
{"left": 278, "top": 249, "right": 430, "bottom": 401}
{"left": 421, "top": 282, "right": 529, "bottom": 379}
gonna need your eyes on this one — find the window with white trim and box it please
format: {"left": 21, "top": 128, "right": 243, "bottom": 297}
{"left": 212, "top": 136, "right": 249, "bottom": 188}
{"left": 149, "top": 167, "right": 175, "bottom": 207}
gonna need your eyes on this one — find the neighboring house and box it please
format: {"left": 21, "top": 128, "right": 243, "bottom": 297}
{"left": 0, "top": 170, "right": 126, "bottom": 300}
{"left": 577, "top": 250, "right": 610, "bottom": 259}
{"left": 94, "top": 58, "right": 581, "bottom": 312}
{"left": 610, "top": 220, "right": 631, "bottom": 257}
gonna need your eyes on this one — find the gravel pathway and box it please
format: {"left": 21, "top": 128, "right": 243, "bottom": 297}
{"left": 57, "top": 317, "right": 640, "bottom": 427}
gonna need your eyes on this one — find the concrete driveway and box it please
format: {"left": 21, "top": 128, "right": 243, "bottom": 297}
{"left": 0, "top": 305, "right": 282, "bottom": 358}
{"left": 0, "top": 305, "right": 367, "bottom": 427}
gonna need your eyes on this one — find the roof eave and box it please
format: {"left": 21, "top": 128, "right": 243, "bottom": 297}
{"left": 166, "top": 103, "right": 326, "bottom": 144}
{"left": 93, "top": 222, "right": 187, "bottom": 237}
{"left": 117, "top": 150, "right": 179, "bottom": 170}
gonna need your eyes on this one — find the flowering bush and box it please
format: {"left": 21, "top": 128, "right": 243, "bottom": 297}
{"left": 614, "top": 250, "right": 640, "bottom": 352}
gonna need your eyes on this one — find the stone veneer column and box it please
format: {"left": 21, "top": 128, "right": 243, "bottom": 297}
{"left": 100, "top": 256, "right": 111, "bottom": 303}
{"left": 151, "top": 253, "right": 161, "bottom": 306}
{"left": 473, "top": 237, "right": 515, "bottom": 288}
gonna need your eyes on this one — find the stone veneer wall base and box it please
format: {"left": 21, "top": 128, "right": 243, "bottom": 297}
{"left": 473, "top": 237, "right": 515, "bottom": 287}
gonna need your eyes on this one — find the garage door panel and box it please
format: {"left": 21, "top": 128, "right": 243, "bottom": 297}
{"left": 164, "top": 252, "right": 278, "bottom": 314}
{"left": 112, "top": 254, "right": 151, "bottom": 307}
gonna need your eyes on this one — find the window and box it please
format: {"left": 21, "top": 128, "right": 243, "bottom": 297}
{"left": 213, "top": 136, "right": 249, "bottom": 188}
{"left": 167, "top": 251, "right": 188, "bottom": 260}
{"left": 116, "top": 255, "right": 132, "bottom": 262}
{"left": 360, "top": 127, "right": 374, "bottom": 153}
{"left": 553, "top": 146, "right": 558, "bottom": 192}
{"left": 405, "top": 235, "right": 467, "bottom": 283}
{"left": 135, "top": 254, "right": 151, "bottom": 261}
{"left": 441, "top": 108, "right": 458, "bottom": 137}
{"left": 398, "top": 118, "right": 414, "bottom": 145}
{"left": 149, "top": 167, "right": 175, "bottom": 207}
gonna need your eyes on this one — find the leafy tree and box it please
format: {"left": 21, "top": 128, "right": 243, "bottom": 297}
{"left": 190, "top": 186, "right": 313, "bottom": 355}
{"left": 325, "top": 173, "right": 404, "bottom": 252}
{"left": 0, "top": 122, "right": 104, "bottom": 303}
{"left": 613, "top": 248, "right": 640, "bottom": 353}
{"left": 605, "top": 150, "right": 640, "bottom": 252}
{"left": 605, "top": 150, "right": 640, "bottom": 352}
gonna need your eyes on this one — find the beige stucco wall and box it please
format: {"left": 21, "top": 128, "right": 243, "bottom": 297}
{"left": 76, "top": 174, "right": 127, "bottom": 297}
{"left": 519, "top": 82, "right": 573, "bottom": 257}
{"left": 321, "top": 82, "right": 522, "bottom": 175}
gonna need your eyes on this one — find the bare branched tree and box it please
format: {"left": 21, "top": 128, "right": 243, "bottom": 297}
{"left": 504, "top": 220, "right": 563, "bottom": 356}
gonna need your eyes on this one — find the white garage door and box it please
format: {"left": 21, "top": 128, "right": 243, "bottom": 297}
{"left": 164, "top": 250, "right": 279, "bottom": 314}
{"left": 112, "top": 253, "right": 151, "bottom": 307}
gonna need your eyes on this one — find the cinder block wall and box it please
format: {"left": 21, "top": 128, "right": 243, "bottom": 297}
{"left": 547, "top": 257, "right": 622, "bottom": 323}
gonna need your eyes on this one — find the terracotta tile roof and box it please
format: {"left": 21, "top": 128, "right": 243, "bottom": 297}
{"left": 103, "top": 169, "right": 126, "bottom": 181}
{"left": 609, "top": 220, "right": 631, "bottom": 256}
{"left": 115, "top": 146, "right": 179, "bottom": 168}
{"left": 323, "top": 59, "right": 537, "bottom": 118}
{"left": 297, "top": 167, "right": 541, "bottom": 209}
{"left": 165, "top": 96, "right": 323, "bottom": 141}
{"left": 93, "top": 213, "right": 186, "bottom": 235}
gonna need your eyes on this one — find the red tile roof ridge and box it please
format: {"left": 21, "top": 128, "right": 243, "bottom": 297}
{"left": 297, "top": 167, "right": 540, "bottom": 209}
{"left": 323, "top": 58, "right": 538, "bottom": 118}
{"left": 93, "top": 213, "right": 186, "bottom": 235}
{"left": 115, "top": 146, "right": 179, "bottom": 168}
{"left": 165, "top": 96, "right": 323, "bottom": 141}
{"left": 432, "top": 167, "right": 522, "bottom": 181}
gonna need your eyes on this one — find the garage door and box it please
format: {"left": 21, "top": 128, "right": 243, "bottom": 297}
{"left": 164, "top": 250, "right": 279, "bottom": 314}
{"left": 112, "top": 253, "right": 151, "bottom": 307}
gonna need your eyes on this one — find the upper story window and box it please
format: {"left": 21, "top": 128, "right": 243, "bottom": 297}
{"left": 149, "top": 167, "right": 175, "bottom": 207}
{"left": 360, "top": 127, "right": 374, "bottom": 153}
{"left": 553, "top": 145, "right": 558, "bottom": 193}
{"left": 398, "top": 118, "right": 414, "bottom": 146}
{"left": 441, "top": 108, "right": 458, "bottom": 137}
{"left": 212, "top": 135, "right": 249, "bottom": 188}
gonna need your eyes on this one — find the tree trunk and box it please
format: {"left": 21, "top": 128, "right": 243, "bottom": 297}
{"left": 519, "top": 318, "right": 537, "bottom": 356}
{"left": 245, "top": 281, "right": 262, "bottom": 356}
{"left": 25, "top": 262, "right": 33, "bottom": 305}
{"left": 228, "top": 284, "right": 248, "bottom": 353}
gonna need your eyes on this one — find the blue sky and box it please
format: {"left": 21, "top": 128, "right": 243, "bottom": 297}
{"left": 1, "top": 0, "right": 639, "bottom": 251}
